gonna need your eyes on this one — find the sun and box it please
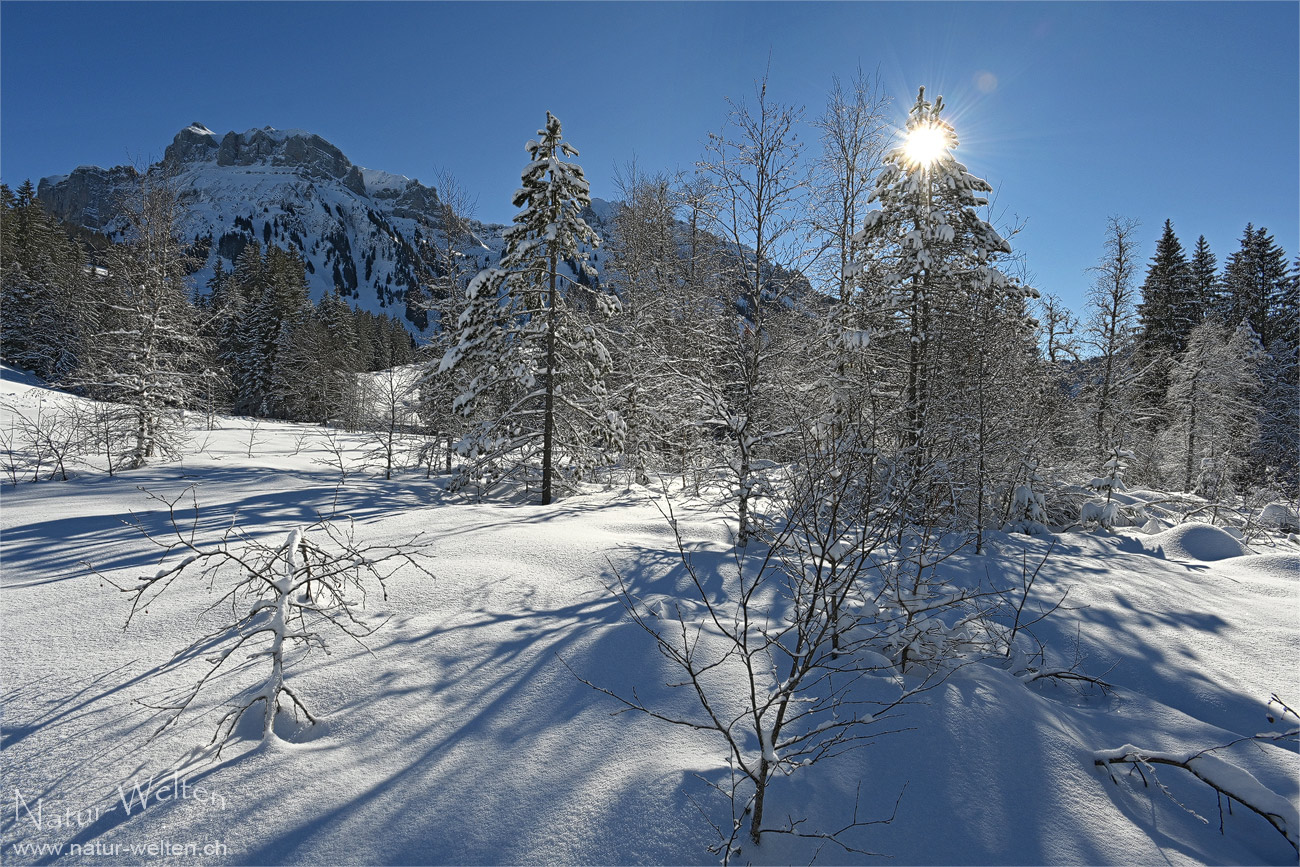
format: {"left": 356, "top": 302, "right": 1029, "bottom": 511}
{"left": 903, "top": 123, "right": 948, "bottom": 168}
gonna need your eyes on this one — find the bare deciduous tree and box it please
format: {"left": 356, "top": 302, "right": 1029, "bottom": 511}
{"left": 102, "top": 486, "right": 431, "bottom": 755}
{"left": 1085, "top": 215, "right": 1142, "bottom": 459}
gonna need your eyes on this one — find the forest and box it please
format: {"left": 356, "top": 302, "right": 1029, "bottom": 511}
{"left": 2, "top": 80, "right": 1295, "bottom": 521}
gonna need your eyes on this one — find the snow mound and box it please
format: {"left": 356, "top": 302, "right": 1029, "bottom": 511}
{"left": 1139, "top": 523, "right": 1250, "bottom": 561}
{"left": 1225, "top": 552, "right": 1300, "bottom": 583}
{"left": 1259, "top": 502, "right": 1300, "bottom": 531}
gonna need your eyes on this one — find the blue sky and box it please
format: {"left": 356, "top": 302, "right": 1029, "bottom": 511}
{"left": 1, "top": 1, "right": 1296, "bottom": 313}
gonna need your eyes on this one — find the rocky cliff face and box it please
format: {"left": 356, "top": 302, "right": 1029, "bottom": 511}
{"left": 37, "top": 164, "right": 140, "bottom": 232}
{"left": 37, "top": 123, "right": 536, "bottom": 332}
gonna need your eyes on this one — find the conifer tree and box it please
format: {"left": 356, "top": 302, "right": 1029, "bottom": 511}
{"left": 440, "top": 112, "right": 620, "bottom": 504}
{"left": 1222, "top": 225, "right": 1288, "bottom": 343}
{"left": 849, "top": 87, "right": 1013, "bottom": 477}
{"left": 0, "top": 181, "right": 94, "bottom": 380}
{"left": 74, "top": 175, "right": 206, "bottom": 467}
{"left": 318, "top": 289, "right": 362, "bottom": 420}
{"left": 1253, "top": 255, "right": 1300, "bottom": 487}
{"left": 1188, "top": 235, "right": 1217, "bottom": 322}
{"left": 1137, "top": 219, "right": 1195, "bottom": 355}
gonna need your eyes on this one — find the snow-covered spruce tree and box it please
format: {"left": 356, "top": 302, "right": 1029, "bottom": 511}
{"left": 440, "top": 113, "right": 620, "bottom": 504}
{"left": 848, "top": 86, "right": 1014, "bottom": 503}
{"left": 1081, "top": 447, "right": 1135, "bottom": 530}
{"left": 73, "top": 174, "right": 207, "bottom": 469}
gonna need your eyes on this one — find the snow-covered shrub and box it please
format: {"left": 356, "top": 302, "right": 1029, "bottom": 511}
{"left": 1258, "top": 501, "right": 1300, "bottom": 533}
{"left": 1081, "top": 447, "right": 1136, "bottom": 530}
{"left": 105, "top": 487, "right": 430, "bottom": 753}
{"left": 1006, "top": 458, "right": 1050, "bottom": 535}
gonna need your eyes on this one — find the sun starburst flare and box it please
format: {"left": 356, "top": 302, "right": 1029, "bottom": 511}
{"left": 903, "top": 123, "right": 949, "bottom": 168}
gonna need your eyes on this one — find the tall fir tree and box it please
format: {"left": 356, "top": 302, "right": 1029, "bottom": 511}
{"left": 850, "top": 86, "right": 1014, "bottom": 479}
{"left": 1188, "top": 235, "right": 1217, "bottom": 324}
{"left": 1221, "top": 224, "right": 1288, "bottom": 343}
{"left": 1136, "top": 219, "right": 1196, "bottom": 356}
{"left": 0, "top": 180, "right": 95, "bottom": 381}
{"left": 440, "top": 112, "right": 620, "bottom": 504}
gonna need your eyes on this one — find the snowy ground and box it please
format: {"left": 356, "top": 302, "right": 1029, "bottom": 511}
{"left": 2, "top": 366, "right": 1297, "bottom": 865}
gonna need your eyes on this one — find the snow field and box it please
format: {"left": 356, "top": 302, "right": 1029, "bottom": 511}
{"left": 1, "top": 368, "right": 1297, "bottom": 865}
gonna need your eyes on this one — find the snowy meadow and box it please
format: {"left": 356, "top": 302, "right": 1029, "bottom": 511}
{"left": 1, "top": 365, "right": 1296, "bottom": 866}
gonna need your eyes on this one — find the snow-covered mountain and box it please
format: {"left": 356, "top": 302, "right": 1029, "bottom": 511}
{"left": 37, "top": 123, "right": 616, "bottom": 333}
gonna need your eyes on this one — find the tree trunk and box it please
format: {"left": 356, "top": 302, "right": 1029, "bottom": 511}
{"left": 541, "top": 252, "right": 557, "bottom": 506}
{"left": 736, "top": 435, "right": 751, "bottom": 547}
{"left": 1184, "top": 373, "right": 1198, "bottom": 492}
{"left": 749, "top": 757, "right": 769, "bottom": 844}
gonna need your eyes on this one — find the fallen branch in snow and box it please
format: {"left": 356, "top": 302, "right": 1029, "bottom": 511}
{"left": 1094, "top": 694, "right": 1299, "bottom": 852}
{"left": 98, "top": 485, "right": 433, "bottom": 756}
{"left": 1019, "top": 667, "right": 1114, "bottom": 694}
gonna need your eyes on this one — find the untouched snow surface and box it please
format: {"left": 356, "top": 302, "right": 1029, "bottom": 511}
{"left": 1, "top": 368, "right": 1297, "bottom": 865}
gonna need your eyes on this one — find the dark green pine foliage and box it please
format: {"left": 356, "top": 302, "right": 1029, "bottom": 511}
{"left": 317, "top": 290, "right": 362, "bottom": 417}
{"left": 1136, "top": 220, "right": 1196, "bottom": 356}
{"left": 229, "top": 242, "right": 271, "bottom": 414}
{"left": 1253, "top": 254, "right": 1300, "bottom": 487}
{"left": 0, "top": 181, "right": 94, "bottom": 380}
{"left": 1188, "top": 235, "right": 1217, "bottom": 324}
{"left": 222, "top": 242, "right": 314, "bottom": 416}
{"left": 1266, "top": 252, "right": 1299, "bottom": 350}
{"left": 1221, "top": 225, "right": 1289, "bottom": 344}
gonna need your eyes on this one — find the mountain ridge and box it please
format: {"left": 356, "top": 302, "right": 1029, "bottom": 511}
{"left": 37, "top": 123, "right": 614, "bottom": 332}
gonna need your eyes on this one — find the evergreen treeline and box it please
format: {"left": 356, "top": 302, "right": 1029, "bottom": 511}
{"left": 1, "top": 81, "right": 1296, "bottom": 528}
{"left": 432, "top": 87, "right": 1298, "bottom": 524}
{"left": 1, "top": 179, "right": 415, "bottom": 443}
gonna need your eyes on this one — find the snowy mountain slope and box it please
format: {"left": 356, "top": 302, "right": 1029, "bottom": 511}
{"left": 36, "top": 124, "right": 617, "bottom": 333}
{"left": 1, "top": 368, "right": 1296, "bottom": 865}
